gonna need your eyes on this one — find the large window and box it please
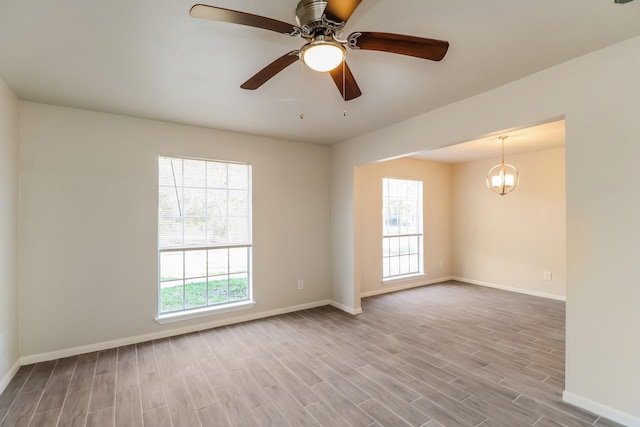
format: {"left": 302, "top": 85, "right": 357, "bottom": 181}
{"left": 382, "top": 177, "right": 423, "bottom": 279}
{"left": 158, "top": 157, "right": 252, "bottom": 316}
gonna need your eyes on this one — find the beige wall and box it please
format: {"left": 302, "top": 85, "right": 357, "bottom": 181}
{"left": 452, "top": 147, "right": 566, "bottom": 299}
{"left": 18, "top": 102, "right": 331, "bottom": 358}
{"left": 330, "top": 36, "right": 640, "bottom": 423}
{"left": 356, "top": 158, "right": 453, "bottom": 296}
{"left": 0, "top": 77, "right": 19, "bottom": 388}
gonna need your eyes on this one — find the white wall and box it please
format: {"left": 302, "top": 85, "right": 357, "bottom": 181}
{"left": 356, "top": 158, "right": 453, "bottom": 297}
{"left": 452, "top": 147, "right": 566, "bottom": 299}
{"left": 330, "top": 36, "right": 640, "bottom": 424}
{"left": 18, "top": 102, "right": 331, "bottom": 358}
{"left": 0, "top": 77, "right": 19, "bottom": 390}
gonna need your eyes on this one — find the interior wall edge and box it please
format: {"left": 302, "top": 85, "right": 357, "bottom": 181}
{"left": 0, "top": 359, "right": 20, "bottom": 396}
{"left": 563, "top": 391, "right": 640, "bottom": 427}
{"left": 19, "top": 299, "right": 331, "bottom": 366}
{"left": 360, "top": 276, "right": 454, "bottom": 298}
{"left": 452, "top": 277, "right": 566, "bottom": 301}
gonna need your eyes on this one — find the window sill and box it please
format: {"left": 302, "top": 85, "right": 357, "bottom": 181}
{"left": 155, "top": 300, "right": 255, "bottom": 324}
{"left": 382, "top": 273, "right": 425, "bottom": 285}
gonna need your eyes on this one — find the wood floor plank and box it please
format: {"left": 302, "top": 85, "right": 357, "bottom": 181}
{"left": 356, "top": 350, "right": 414, "bottom": 384}
{"left": 314, "top": 365, "right": 370, "bottom": 405}
{"left": 115, "top": 386, "right": 143, "bottom": 427}
{"left": 312, "top": 381, "right": 373, "bottom": 427}
{"left": 411, "top": 396, "right": 473, "bottom": 427}
{"left": 512, "top": 395, "right": 594, "bottom": 427}
{"left": 239, "top": 357, "right": 278, "bottom": 388}
{"left": 51, "top": 356, "right": 78, "bottom": 377}
{"left": 404, "top": 379, "right": 487, "bottom": 426}
{"left": 165, "top": 386, "right": 202, "bottom": 427}
{"left": 185, "top": 372, "right": 217, "bottom": 410}
{"left": 135, "top": 341, "right": 158, "bottom": 375}
{"left": 35, "top": 372, "right": 72, "bottom": 413}
{"left": 89, "top": 372, "right": 116, "bottom": 412}
{"left": 68, "top": 358, "right": 97, "bottom": 392}
{"left": 357, "top": 364, "right": 420, "bottom": 403}
{"left": 95, "top": 349, "right": 117, "bottom": 375}
{"left": 503, "top": 378, "right": 598, "bottom": 424}
{"left": 138, "top": 372, "right": 166, "bottom": 412}
{"left": 395, "top": 352, "right": 459, "bottom": 383}
{"left": 305, "top": 400, "right": 351, "bottom": 427}
{"left": 115, "top": 358, "right": 138, "bottom": 393}
{"left": 359, "top": 398, "right": 413, "bottom": 427}
{"left": 252, "top": 402, "right": 292, "bottom": 427}
{"left": 357, "top": 379, "right": 432, "bottom": 427}
{"left": 271, "top": 368, "right": 319, "bottom": 407}
{"left": 116, "top": 344, "right": 137, "bottom": 363}
{"left": 214, "top": 385, "right": 259, "bottom": 426}
{"left": 316, "top": 352, "right": 369, "bottom": 386}
{"left": 278, "top": 354, "right": 323, "bottom": 387}
{"left": 86, "top": 406, "right": 115, "bottom": 427}
{"left": 28, "top": 407, "right": 61, "bottom": 427}
{"left": 57, "top": 388, "right": 91, "bottom": 427}
{"left": 21, "top": 361, "right": 55, "bottom": 393}
{"left": 461, "top": 395, "right": 536, "bottom": 427}
{"left": 0, "top": 374, "right": 29, "bottom": 411}
{"left": 0, "top": 390, "right": 41, "bottom": 427}
{"left": 228, "top": 368, "right": 269, "bottom": 409}
{"left": 265, "top": 383, "right": 317, "bottom": 427}
{"left": 401, "top": 365, "right": 470, "bottom": 402}
{"left": 197, "top": 403, "right": 231, "bottom": 427}
{"left": 142, "top": 406, "right": 172, "bottom": 427}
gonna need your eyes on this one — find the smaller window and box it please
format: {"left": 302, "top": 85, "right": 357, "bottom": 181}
{"left": 382, "top": 177, "right": 423, "bottom": 279}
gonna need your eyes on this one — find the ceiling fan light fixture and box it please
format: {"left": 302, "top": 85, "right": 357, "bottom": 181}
{"left": 300, "top": 36, "right": 345, "bottom": 72}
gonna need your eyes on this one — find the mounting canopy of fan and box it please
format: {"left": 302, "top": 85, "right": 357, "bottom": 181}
{"left": 190, "top": 0, "right": 449, "bottom": 101}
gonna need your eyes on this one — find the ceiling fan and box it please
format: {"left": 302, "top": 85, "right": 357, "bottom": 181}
{"left": 190, "top": 0, "right": 449, "bottom": 101}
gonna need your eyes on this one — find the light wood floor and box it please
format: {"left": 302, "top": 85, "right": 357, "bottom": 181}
{"left": 0, "top": 281, "right": 623, "bottom": 427}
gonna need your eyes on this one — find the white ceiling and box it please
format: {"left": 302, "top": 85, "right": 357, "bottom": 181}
{"left": 0, "top": 0, "right": 639, "bottom": 145}
{"left": 411, "top": 119, "right": 566, "bottom": 163}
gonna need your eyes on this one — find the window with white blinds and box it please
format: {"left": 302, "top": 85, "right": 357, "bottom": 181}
{"left": 382, "top": 177, "right": 423, "bottom": 279}
{"left": 158, "top": 157, "right": 252, "bottom": 315}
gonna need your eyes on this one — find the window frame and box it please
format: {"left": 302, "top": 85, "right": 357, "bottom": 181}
{"left": 156, "top": 156, "right": 254, "bottom": 323}
{"left": 382, "top": 177, "right": 424, "bottom": 281}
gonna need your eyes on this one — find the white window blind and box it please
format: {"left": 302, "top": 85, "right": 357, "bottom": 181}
{"left": 158, "top": 157, "right": 252, "bottom": 314}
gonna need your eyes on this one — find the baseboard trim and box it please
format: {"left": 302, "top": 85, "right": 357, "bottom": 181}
{"left": 563, "top": 390, "right": 640, "bottom": 427}
{"left": 0, "top": 359, "right": 21, "bottom": 395}
{"left": 329, "top": 300, "right": 363, "bottom": 315}
{"left": 361, "top": 276, "right": 454, "bottom": 298}
{"left": 452, "top": 277, "right": 566, "bottom": 301}
{"left": 20, "top": 299, "right": 332, "bottom": 365}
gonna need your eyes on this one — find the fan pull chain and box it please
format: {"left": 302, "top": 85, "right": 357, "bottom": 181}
{"left": 342, "top": 60, "right": 347, "bottom": 117}
{"left": 299, "top": 58, "right": 305, "bottom": 120}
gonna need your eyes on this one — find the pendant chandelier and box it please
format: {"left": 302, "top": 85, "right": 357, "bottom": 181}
{"left": 487, "top": 136, "right": 519, "bottom": 196}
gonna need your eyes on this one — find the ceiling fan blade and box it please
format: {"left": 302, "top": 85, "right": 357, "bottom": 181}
{"left": 328, "top": 61, "right": 362, "bottom": 101}
{"left": 323, "top": 0, "right": 363, "bottom": 23}
{"left": 348, "top": 32, "right": 449, "bottom": 61}
{"left": 190, "top": 4, "right": 299, "bottom": 35}
{"left": 240, "top": 51, "right": 300, "bottom": 90}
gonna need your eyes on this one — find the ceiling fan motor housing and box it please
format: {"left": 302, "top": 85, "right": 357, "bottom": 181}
{"left": 296, "top": 0, "right": 333, "bottom": 36}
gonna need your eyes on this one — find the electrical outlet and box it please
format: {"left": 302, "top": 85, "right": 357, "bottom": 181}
{"left": 439, "top": 260, "right": 444, "bottom": 268}
{"left": 544, "top": 271, "right": 552, "bottom": 281}
{"left": 298, "top": 280, "right": 304, "bottom": 290}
